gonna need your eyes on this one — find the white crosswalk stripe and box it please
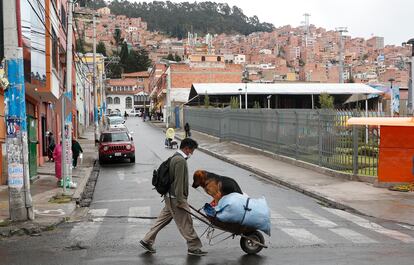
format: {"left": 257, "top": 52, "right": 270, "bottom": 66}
{"left": 325, "top": 208, "right": 414, "bottom": 243}
{"left": 123, "top": 224, "right": 148, "bottom": 245}
{"left": 329, "top": 227, "right": 377, "bottom": 244}
{"left": 271, "top": 210, "right": 295, "bottom": 227}
{"left": 88, "top": 208, "right": 108, "bottom": 222}
{"left": 289, "top": 207, "right": 337, "bottom": 228}
{"left": 118, "top": 170, "right": 125, "bottom": 181}
{"left": 128, "top": 206, "right": 151, "bottom": 224}
{"left": 69, "top": 222, "right": 101, "bottom": 244}
{"left": 280, "top": 228, "right": 325, "bottom": 244}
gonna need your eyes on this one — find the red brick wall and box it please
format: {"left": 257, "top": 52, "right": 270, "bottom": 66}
{"left": 171, "top": 64, "right": 242, "bottom": 89}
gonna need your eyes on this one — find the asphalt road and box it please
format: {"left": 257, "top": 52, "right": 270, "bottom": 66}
{"left": 1, "top": 117, "right": 414, "bottom": 265}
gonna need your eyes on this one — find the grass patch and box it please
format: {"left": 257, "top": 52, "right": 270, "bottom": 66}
{"left": 49, "top": 194, "right": 72, "bottom": 204}
{"left": 0, "top": 219, "right": 11, "bottom": 227}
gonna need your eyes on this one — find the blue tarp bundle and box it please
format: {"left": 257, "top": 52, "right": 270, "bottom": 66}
{"left": 204, "top": 193, "right": 271, "bottom": 236}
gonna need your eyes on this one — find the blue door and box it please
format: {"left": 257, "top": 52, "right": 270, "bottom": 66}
{"left": 175, "top": 106, "right": 180, "bottom": 128}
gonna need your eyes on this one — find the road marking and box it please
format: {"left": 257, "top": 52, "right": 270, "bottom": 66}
{"left": 329, "top": 227, "right": 377, "bottom": 244}
{"left": 128, "top": 207, "right": 151, "bottom": 224}
{"left": 325, "top": 208, "right": 414, "bottom": 243}
{"left": 271, "top": 210, "right": 295, "bottom": 227}
{"left": 132, "top": 177, "right": 150, "bottom": 185}
{"left": 123, "top": 224, "right": 147, "bottom": 245}
{"left": 89, "top": 208, "right": 108, "bottom": 216}
{"left": 118, "top": 170, "right": 125, "bottom": 181}
{"left": 88, "top": 208, "right": 108, "bottom": 222}
{"left": 289, "top": 207, "right": 337, "bottom": 228}
{"left": 280, "top": 228, "right": 325, "bottom": 244}
{"left": 69, "top": 222, "right": 101, "bottom": 244}
{"left": 92, "top": 198, "right": 149, "bottom": 204}
{"left": 34, "top": 209, "right": 65, "bottom": 216}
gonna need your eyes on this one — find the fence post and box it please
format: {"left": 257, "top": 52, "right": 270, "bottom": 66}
{"left": 318, "top": 110, "right": 322, "bottom": 166}
{"left": 275, "top": 110, "right": 279, "bottom": 153}
{"left": 295, "top": 110, "right": 299, "bottom": 159}
{"left": 352, "top": 125, "right": 359, "bottom": 175}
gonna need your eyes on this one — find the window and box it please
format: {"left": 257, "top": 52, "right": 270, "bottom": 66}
{"left": 52, "top": 29, "right": 58, "bottom": 70}
{"left": 106, "top": 97, "right": 113, "bottom": 104}
{"left": 217, "top": 56, "right": 221, "bottom": 62}
{"left": 114, "top": 97, "right": 120, "bottom": 104}
{"left": 125, "top": 97, "right": 132, "bottom": 109}
{"left": 138, "top": 78, "right": 144, "bottom": 82}
{"left": 201, "top": 56, "right": 206, "bottom": 62}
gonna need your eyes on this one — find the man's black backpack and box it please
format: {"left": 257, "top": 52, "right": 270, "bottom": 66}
{"left": 152, "top": 155, "right": 176, "bottom": 196}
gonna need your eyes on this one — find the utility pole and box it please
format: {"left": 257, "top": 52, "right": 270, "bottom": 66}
{"left": 165, "top": 65, "right": 171, "bottom": 128}
{"left": 405, "top": 39, "right": 414, "bottom": 115}
{"left": 303, "top": 13, "right": 311, "bottom": 48}
{"left": 93, "top": 14, "right": 99, "bottom": 143}
{"left": 61, "top": 0, "right": 74, "bottom": 191}
{"left": 336, "top": 27, "right": 348, "bottom": 83}
{"left": 4, "top": 0, "right": 34, "bottom": 221}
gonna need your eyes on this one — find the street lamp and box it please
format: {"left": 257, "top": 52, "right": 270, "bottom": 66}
{"left": 245, "top": 83, "right": 248, "bottom": 110}
{"left": 405, "top": 38, "right": 414, "bottom": 115}
{"left": 267, "top": 95, "right": 272, "bottom": 109}
{"left": 238, "top": 88, "right": 242, "bottom": 109}
{"left": 388, "top": 78, "right": 395, "bottom": 117}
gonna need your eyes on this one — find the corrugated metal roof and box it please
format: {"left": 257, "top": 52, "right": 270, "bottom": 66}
{"left": 191, "top": 83, "right": 384, "bottom": 95}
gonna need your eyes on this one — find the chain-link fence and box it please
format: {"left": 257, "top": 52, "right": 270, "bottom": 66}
{"left": 184, "top": 108, "right": 383, "bottom": 177}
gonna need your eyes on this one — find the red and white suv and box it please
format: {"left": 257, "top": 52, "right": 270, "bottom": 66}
{"left": 98, "top": 129, "right": 135, "bottom": 164}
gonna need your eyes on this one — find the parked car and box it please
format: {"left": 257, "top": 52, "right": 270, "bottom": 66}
{"left": 128, "top": 109, "right": 142, "bottom": 117}
{"left": 106, "top": 116, "right": 126, "bottom": 130}
{"left": 108, "top": 110, "right": 122, "bottom": 117}
{"left": 98, "top": 129, "right": 135, "bottom": 164}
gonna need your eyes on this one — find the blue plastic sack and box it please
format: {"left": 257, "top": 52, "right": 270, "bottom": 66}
{"left": 203, "top": 203, "right": 216, "bottom": 217}
{"left": 214, "top": 193, "right": 271, "bottom": 236}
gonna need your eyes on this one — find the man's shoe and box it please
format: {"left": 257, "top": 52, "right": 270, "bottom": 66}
{"left": 188, "top": 249, "right": 208, "bottom": 256}
{"left": 139, "top": 240, "right": 156, "bottom": 253}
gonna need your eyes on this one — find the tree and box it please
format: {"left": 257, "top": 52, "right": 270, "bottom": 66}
{"left": 230, "top": 96, "right": 239, "bottom": 109}
{"left": 119, "top": 42, "right": 129, "bottom": 65}
{"left": 96, "top": 41, "right": 107, "bottom": 56}
{"left": 204, "top": 94, "right": 210, "bottom": 108}
{"left": 113, "top": 28, "right": 122, "bottom": 52}
{"left": 76, "top": 38, "right": 85, "bottom": 53}
{"left": 174, "top": 54, "right": 182, "bottom": 62}
{"left": 319, "top": 93, "right": 335, "bottom": 109}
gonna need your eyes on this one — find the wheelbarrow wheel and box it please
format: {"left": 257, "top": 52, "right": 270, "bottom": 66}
{"left": 240, "top": 231, "right": 264, "bottom": 255}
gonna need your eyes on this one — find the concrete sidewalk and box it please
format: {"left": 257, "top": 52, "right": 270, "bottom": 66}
{"left": 152, "top": 121, "right": 414, "bottom": 226}
{"left": 0, "top": 127, "right": 97, "bottom": 237}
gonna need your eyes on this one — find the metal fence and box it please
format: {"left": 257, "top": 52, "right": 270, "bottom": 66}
{"left": 184, "top": 108, "right": 383, "bottom": 177}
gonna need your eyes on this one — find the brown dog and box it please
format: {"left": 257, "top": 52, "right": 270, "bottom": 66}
{"left": 192, "top": 170, "right": 243, "bottom": 205}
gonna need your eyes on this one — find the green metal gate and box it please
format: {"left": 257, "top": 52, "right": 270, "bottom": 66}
{"left": 27, "top": 115, "right": 38, "bottom": 180}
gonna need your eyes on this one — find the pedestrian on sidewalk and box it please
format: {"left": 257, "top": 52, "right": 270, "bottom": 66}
{"left": 184, "top": 123, "right": 191, "bottom": 138}
{"left": 124, "top": 111, "right": 128, "bottom": 120}
{"left": 140, "top": 138, "right": 207, "bottom": 256}
{"left": 72, "top": 138, "right": 83, "bottom": 168}
{"left": 53, "top": 141, "right": 62, "bottom": 186}
{"left": 47, "top": 132, "right": 56, "bottom": 162}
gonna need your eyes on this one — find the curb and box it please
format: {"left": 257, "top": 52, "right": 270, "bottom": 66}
{"left": 0, "top": 160, "right": 99, "bottom": 239}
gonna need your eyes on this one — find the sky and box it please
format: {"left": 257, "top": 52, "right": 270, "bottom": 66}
{"left": 129, "top": 0, "right": 414, "bottom": 46}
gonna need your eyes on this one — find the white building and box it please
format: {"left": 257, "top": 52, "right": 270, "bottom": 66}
{"left": 234, "top": 54, "right": 246, "bottom": 64}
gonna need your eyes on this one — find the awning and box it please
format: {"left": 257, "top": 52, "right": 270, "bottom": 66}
{"left": 347, "top": 117, "right": 414, "bottom": 127}
{"left": 190, "top": 83, "right": 384, "bottom": 96}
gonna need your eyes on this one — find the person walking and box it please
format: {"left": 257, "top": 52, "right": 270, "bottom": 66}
{"left": 139, "top": 138, "right": 207, "bottom": 256}
{"left": 72, "top": 138, "right": 83, "bottom": 168}
{"left": 53, "top": 142, "right": 62, "bottom": 186}
{"left": 184, "top": 123, "right": 191, "bottom": 138}
{"left": 124, "top": 111, "right": 128, "bottom": 120}
{"left": 47, "top": 132, "right": 56, "bottom": 162}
